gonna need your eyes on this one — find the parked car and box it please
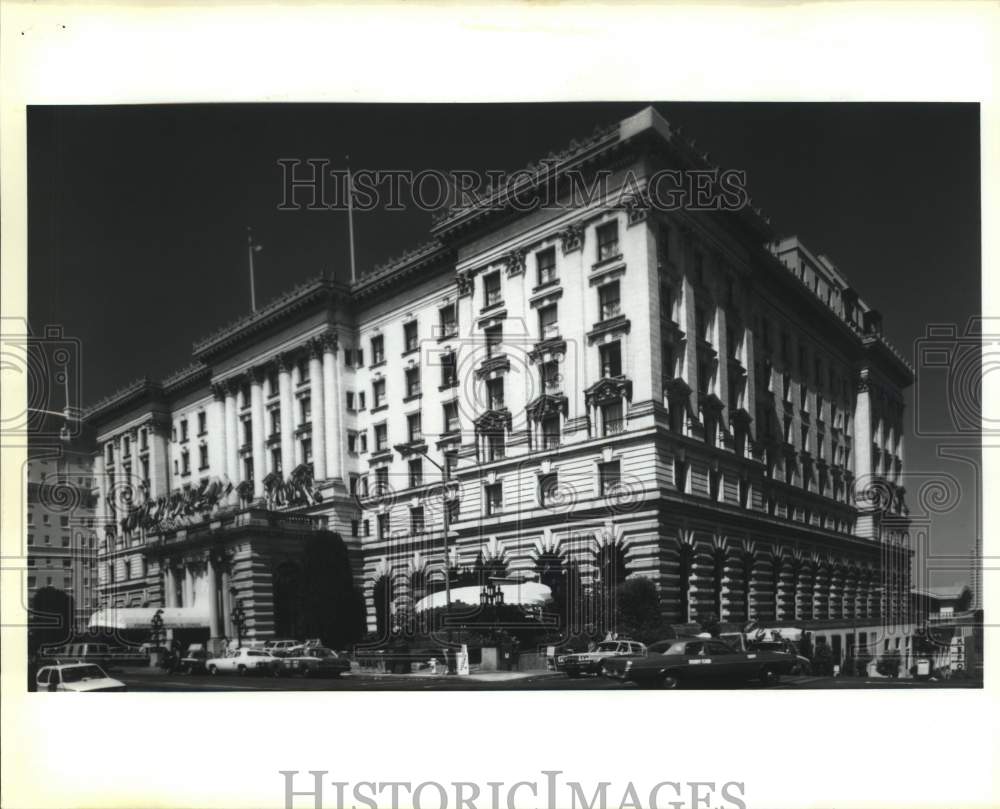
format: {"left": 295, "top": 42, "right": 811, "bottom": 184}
{"left": 264, "top": 639, "right": 300, "bottom": 656}
{"left": 745, "top": 638, "right": 811, "bottom": 674}
{"left": 558, "top": 640, "right": 647, "bottom": 677}
{"left": 272, "top": 646, "right": 351, "bottom": 678}
{"left": 36, "top": 663, "right": 127, "bottom": 692}
{"left": 600, "top": 637, "right": 799, "bottom": 688}
{"left": 206, "top": 647, "right": 279, "bottom": 676}
{"left": 178, "top": 644, "right": 210, "bottom": 675}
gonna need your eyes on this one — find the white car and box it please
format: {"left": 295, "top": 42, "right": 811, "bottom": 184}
{"left": 264, "top": 639, "right": 300, "bottom": 656}
{"left": 36, "top": 663, "right": 127, "bottom": 692}
{"left": 206, "top": 647, "right": 279, "bottom": 676}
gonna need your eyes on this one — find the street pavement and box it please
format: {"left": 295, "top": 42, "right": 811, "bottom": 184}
{"left": 113, "top": 668, "right": 982, "bottom": 691}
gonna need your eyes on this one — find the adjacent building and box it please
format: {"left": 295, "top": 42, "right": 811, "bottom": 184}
{"left": 84, "top": 107, "right": 914, "bottom": 663}
{"left": 26, "top": 441, "right": 100, "bottom": 633}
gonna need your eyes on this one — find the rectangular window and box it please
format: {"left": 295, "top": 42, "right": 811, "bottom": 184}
{"left": 197, "top": 412, "right": 207, "bottom": 435}
{"left": 404, "top": 321, "right": 419, "bottom": 353}
{"left": 485, "top": 324, "right": 503, "bottom": 358}
{"left": 371, "top": 335, "right": 385, "bottom": 364}
{"left": 596, "top": 220, "right": 619, "bottom": 262}
{"left": 375, "top": 467, "right": 389, "bottom": 495}
{"left": 360, "top": 432, "right": 368, "bottom": 453}
{"left": 199, "top": 445, "right": 209, "bottom": 470}
{"left": 373, "top": 379, "right": 386, "bottom": 408}
{"left": 485, "top": 482, "right": 503, "bottom": 515}
{"left": 539, "top": 472, "right": 558, "bottom": 506}
{"left": 180, "top": 420, "right": 189, "bottom": 442}
{"left": 355, "top": 348, "right": 364, "bottom": 367}
{"left": 443, "top": 401, "right": 460, "bottom": 433}
{"left": 406, "top": 367, "right": 421, "bottom": 398}
{"left": 346, "top": 391, "right": 355, "bottom": 410}
{"left": 487, "top": 432, "right": 505, "bottom": 461}
{"left": 409, "top": 459, "right": 423, "bottom": 488}
{"left": 181, "top": 451, "right": 190, "bottom": 476}
{"left": 537, "top": 246, "right": 557, "bottom": 286}
{"left": 599, "top": 281, "right": 621, "bottom": 320}
{"left": 349, "top": 474, "right": 359, "bottom": 494}
{"left": 300, "top": 397, "right": 311, "bottom": 423}
{"left": 410, "top": 506, "right": 425, "bottom": 534}
{"left": 439, "top": 304, "right": 457, "bottom": 336}
{"left": 541, "top": 415, "right": 561, "bottom": 449}
{"left": 599, "top": 460, "right": 621, "bottom": 497}
{"left": 602, "top": 402, "right": 624, "bottom": 436}
{"left": 269, "top": 408, "right": 281, "bottom": 437}
{"left": 271, "top": 447, "right": 282, "bottom": 474}
{"left": 484, "top": 271, "right": 502, "bottom": 308}
{"left": 538, "top": 304, "right": 559, "bottom": 339}
{"left": 297, "top": 357, "right": 310, "bottom": 384}
{"left": 363, "top": 519, "right": 370, "bottom": 537}
{"left": 348, "top": 433, "right": 357, "bottom": 454}
{"left": 375, "top": 423, "right": 388, "bottom": 452}
{"left": 123, "top": 436, "right": 131, "bottom": 457}
{"left": 599, "top": 341, "right": 622, "bottom": 378}
{"left": 542, "top": 359, "right": 560, "bottom": 393}
{"left": 486, "top": 377, "right": 505, "bottom": 410}
{"left": 243, "top": 457, "right": 254, "bottom": 483}
{"left": 407, "top": 412, "right": 423, "bottom": 442}
{"left": 440, "top": 351, "right": 457, "bottom": 388}
{"left": 359, "top": 391, "right": 366, "bottom": 410}
{"left": 377, "top": 513, "right": 389, "bottom": 540}
{"left": 302, "top": 438, "right": 313, "bottom": 464}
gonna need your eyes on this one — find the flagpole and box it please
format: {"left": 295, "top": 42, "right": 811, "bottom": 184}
{"left": 247, "top": 226, "right": 258, "bottom": 312}
{"left": 346, "top": 155, "right": 357, "bottom": 283}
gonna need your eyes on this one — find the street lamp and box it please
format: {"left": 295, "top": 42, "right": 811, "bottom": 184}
{"left": 394, "top": 442, "right": 456, "bottom": 672}
{"left": 229, "top": 588, "right": 247, "bottom": 649}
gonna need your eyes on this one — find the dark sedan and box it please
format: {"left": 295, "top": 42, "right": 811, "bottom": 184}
{"left": 272, "top": 646, "right": 351, "bottom": 678}
{"left": 600, "top": 637, "right": 799, "bottom": 688}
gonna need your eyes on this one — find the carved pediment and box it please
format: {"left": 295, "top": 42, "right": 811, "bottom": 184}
{"left": 474, "top": 409, "right": 512, "bottom": 434}
{"left": 585, "top": 375, "right": 632, "bottom": 408}
{"left": 525, "top": 394, "right": 568, "bottom": 421}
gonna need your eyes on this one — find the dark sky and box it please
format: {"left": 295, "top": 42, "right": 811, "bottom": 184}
{"left": 27, "top": 102, "right": 981, "bottom": 587}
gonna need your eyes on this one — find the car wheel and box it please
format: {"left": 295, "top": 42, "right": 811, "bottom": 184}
{"left": 301, "top": 667, "right": 311, "bottom": 678}
{"left": 659, "top": 674, "right": 680, "bottom": 689}
{"left": 598, "top": 663, "right": 611, "bottom": 678}
{"left": 208, "top": 665, "right": 218, "bottom": 676}
{"left": 271, "top": 667, "right": 282, "bottom": 678}
{"left": 760, "top": 666, "right": 780, "bottom": 686}
{"left": 566, "top": 671, "right": 580, "bottom": 679}
{"left": 237, "top": 665, "right": 247, "bottom": 677}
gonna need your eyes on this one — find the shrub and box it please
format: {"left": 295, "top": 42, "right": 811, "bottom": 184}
{"left": 812, "top": 642, "right": 834, "bottom": 676}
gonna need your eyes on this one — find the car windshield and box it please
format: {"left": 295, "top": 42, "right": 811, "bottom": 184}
{"left": 596, "top": 642, "right": 619, "bottom": 652}
{"left": 646, "top": 640, "right": 677, "bottom": 654}
{"left": 310, "top": 649, "right": 335, "bottom": 658}
{"left": 248, "top": 650, "right": 266, "bottom": 656}
{"left": 61, "top": 665, "right": 107, "bottom": 683}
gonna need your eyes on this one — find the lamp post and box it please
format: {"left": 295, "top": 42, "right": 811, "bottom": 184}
{"left": 230, "top": 588, "right": 247, "bottom": 649}
{"left": 395, "top": 443, "right": 455, "bottom": 672}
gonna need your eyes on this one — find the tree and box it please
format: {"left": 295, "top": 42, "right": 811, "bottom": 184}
{"left": 955, "top": 585, "right": 973, "bottom": 612}
{"left": 28, "top": 587, "right": 75, "bottom": 655}
{"left": 812, "top": 641, "right": 834, "bottom": 676}
{"left": 617, "top": 577, "right": 668, "bottom": 643}
{"left": 697, "top": 612, "right": 722, "bottom": 638}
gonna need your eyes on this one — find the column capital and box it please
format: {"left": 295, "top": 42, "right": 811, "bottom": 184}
{"left": 320, "top": 331, "right": 339, "bottom": 354}
{"left": 273, "top": 352, "right": 293, "bottom": 373}
{"left": 245, "top": 366, "right": 263, "bottom": 385}
{"left": 211, "top": 381, "right": 228, "bottom": 400}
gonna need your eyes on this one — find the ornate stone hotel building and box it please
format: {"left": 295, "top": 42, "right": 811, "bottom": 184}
{"left": 85, "top": 107, "right": 914, "bottom": 662}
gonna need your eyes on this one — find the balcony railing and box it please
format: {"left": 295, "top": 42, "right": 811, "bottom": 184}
{"left": 603, "top": 419, "right": 626, "bottom": 436}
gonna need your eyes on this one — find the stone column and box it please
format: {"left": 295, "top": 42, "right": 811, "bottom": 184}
{"left": 164, "top": 563, "right": 177, "bottom": 608}
{"left": 147, "top": 421, "right": 168, "bottom": 500}
{"left": 206, "top": 557, "right": 221, "bottom": 640}
{"left": 210, "top": 383, "right": 227, "bottom": 480}
{"left": 94, "top": 453, "right": 108, "bottom": 527}
{"left": 680, "top": 247, "right": 699, "bottom": 433}
{"left": 183, "top": 564, "right": 194, "bottom": 607}
{"left": 249, "top": 368, "right": 266, "bottom": 498}
{"left": 278, "top": 355, "right": 294, "bottom": 477}
{"left": 853, "top": 369, "right": 875, "bottom": 538}
{"left": 221, "top": 565, "right": 232, "bottom": 638}
{"left": 309, "top": 339, "right": 327, "bottom": 480}
{"left": 321, "top": 333, "right": 341, "bottom": 482}
{"left": 223, "top": 381, "right": 240, "bottom": 497}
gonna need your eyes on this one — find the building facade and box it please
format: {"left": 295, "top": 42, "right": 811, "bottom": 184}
{"left": 84, "top": 107, "right": 914, "bottom": 662}
{"left": 26, "top": 443, "right": 100, "bottom": 633}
